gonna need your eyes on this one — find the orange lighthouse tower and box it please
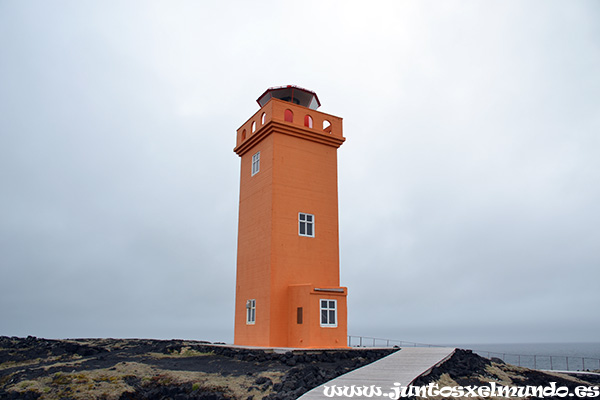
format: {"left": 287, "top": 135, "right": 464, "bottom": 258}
{"left": 233, "top": 86, "right": 347, "bottom": 348}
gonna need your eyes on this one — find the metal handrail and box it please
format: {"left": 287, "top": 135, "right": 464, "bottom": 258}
{"left": 348, "top": 335, "right": 600, "bottom": 372}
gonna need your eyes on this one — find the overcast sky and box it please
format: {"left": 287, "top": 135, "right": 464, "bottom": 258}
{"left": 1, "top": 1, "right": 599, "bottom": 346}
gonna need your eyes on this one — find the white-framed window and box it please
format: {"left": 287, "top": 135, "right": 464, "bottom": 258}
{"left": 299, "top": 213, "right": 314, "bottom": 237}
{"left": 251, "top": 151, "right": 260, "bottom": 176}
{"left": 320, "top": 299, "right": 337, "bottom": 327}
{"left": 246, "top": 299, "right": 256, "bottom": 324}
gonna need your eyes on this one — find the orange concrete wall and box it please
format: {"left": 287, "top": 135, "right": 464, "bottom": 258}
{"left": 268, "top": 132, "right": 342, "bottom": 346}
{"left": 288, "top": 285, "right": 348, "bottom": 348}
{"left": 308, "top": 290, "right": 347, "bottom": 348}
{"left": 288, "top": 284, "right": 312, "bottom": 347}
{"left": 234, "top": 134, "right": 274, "bottom": 346}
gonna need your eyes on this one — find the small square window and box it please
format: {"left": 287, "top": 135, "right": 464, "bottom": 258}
{"left": 299, "top": 213, "right": 314, "bottom": 237}
{"left": 320, "top": 299, "right": 337, "bottom": 327}
{"left": 252, "top": 152, "right": 260, "bottom": 176}
{"left": 246, "top": 299, "right": 256, "bottom": 324}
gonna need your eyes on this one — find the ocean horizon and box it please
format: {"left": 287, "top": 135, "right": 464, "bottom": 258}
{"left": 449, "top": 342, "right": 600, "bottom": 371}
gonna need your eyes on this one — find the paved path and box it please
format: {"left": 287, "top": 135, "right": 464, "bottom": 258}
{"left": 299, "top": 347, "right": 456, "bottom": 399}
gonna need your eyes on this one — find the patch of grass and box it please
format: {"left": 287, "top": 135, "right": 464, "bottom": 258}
{"left": 52, "top": 372, "right": 72, "bottom": 385}
{"left": 18, "top": 380, "right": 34, "bottom": 389}
{"left": 150, "top": 373, "right": 175, "bottom": 386}
{"left": 485, "top": 363, "right": 516, "bottom": 386}
{"left": 148, "top": 350, "right": 215, "bottom": 360}
{"left": 0, "top": 358, "right": 43, "bottom": 370}
{"left": 172, "top": 371, "right": 282, "bottom": 400}
{"left": 10, "top": 369, "right": 136, "bottom": 400}
{"left": 5, "top": 378, "right": 48, "bottom": 398}
{"left": 152, "top": 346, "right": 215, "bottom": 358}
{"left": 73, "top": 373, "right": 90, "bottom": 384}
{"left": 179, "top": 347, "right": 215, "bottom": 357}
{"left": 95, "top": 375, "right": 120, "bottom": 384}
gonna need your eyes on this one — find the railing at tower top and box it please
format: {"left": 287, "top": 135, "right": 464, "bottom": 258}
{"left": 348, "top": 335, "right": 600, "bottom": 372}
{"left": 235, "top": 98, "right": 344, "bottom": 150}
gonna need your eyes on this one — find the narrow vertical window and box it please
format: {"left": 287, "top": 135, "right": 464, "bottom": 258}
{"left": 298, "top": 213, "right": 314, "bottom": 237}
{"left": 246, "top": 299, "right": 256, "bottom": 324}
{"left": 284, "top": 109, "right": 293, "bottom": 122}
{"left": 320, "top": 299, "right": 337, "bottom": 327}
{"left": 261, "top": 112, "right": 266, "bottom": 125}
{"left": 304, "top": 115, "right": 313, "bottom": 128}
{"left": 297, "top": 307, "right": 303, "bottom": 324}
{"left": 251, "top": 151, "right": 260, "bottom": 176}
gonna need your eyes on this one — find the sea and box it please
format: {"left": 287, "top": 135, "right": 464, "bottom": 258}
{"left": 450, "top": 342, "right": 600, "bottom": 371}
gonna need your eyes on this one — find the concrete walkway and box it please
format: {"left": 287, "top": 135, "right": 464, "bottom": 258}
{"left": 299, "top": 347, "right": 456, "bottom": 399}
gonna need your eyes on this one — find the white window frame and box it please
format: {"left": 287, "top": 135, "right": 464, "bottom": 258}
{"left": 246, "top": 299, "right": 256, "bottom": 325}
{"left": 298, "top": 212, "right": 314, "bottom": 237}
{"left": 320, "top": 299, "right": 337, "bottom": 327}
{"left": 251, "top": 151, "right": 260, "bottom": 176}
